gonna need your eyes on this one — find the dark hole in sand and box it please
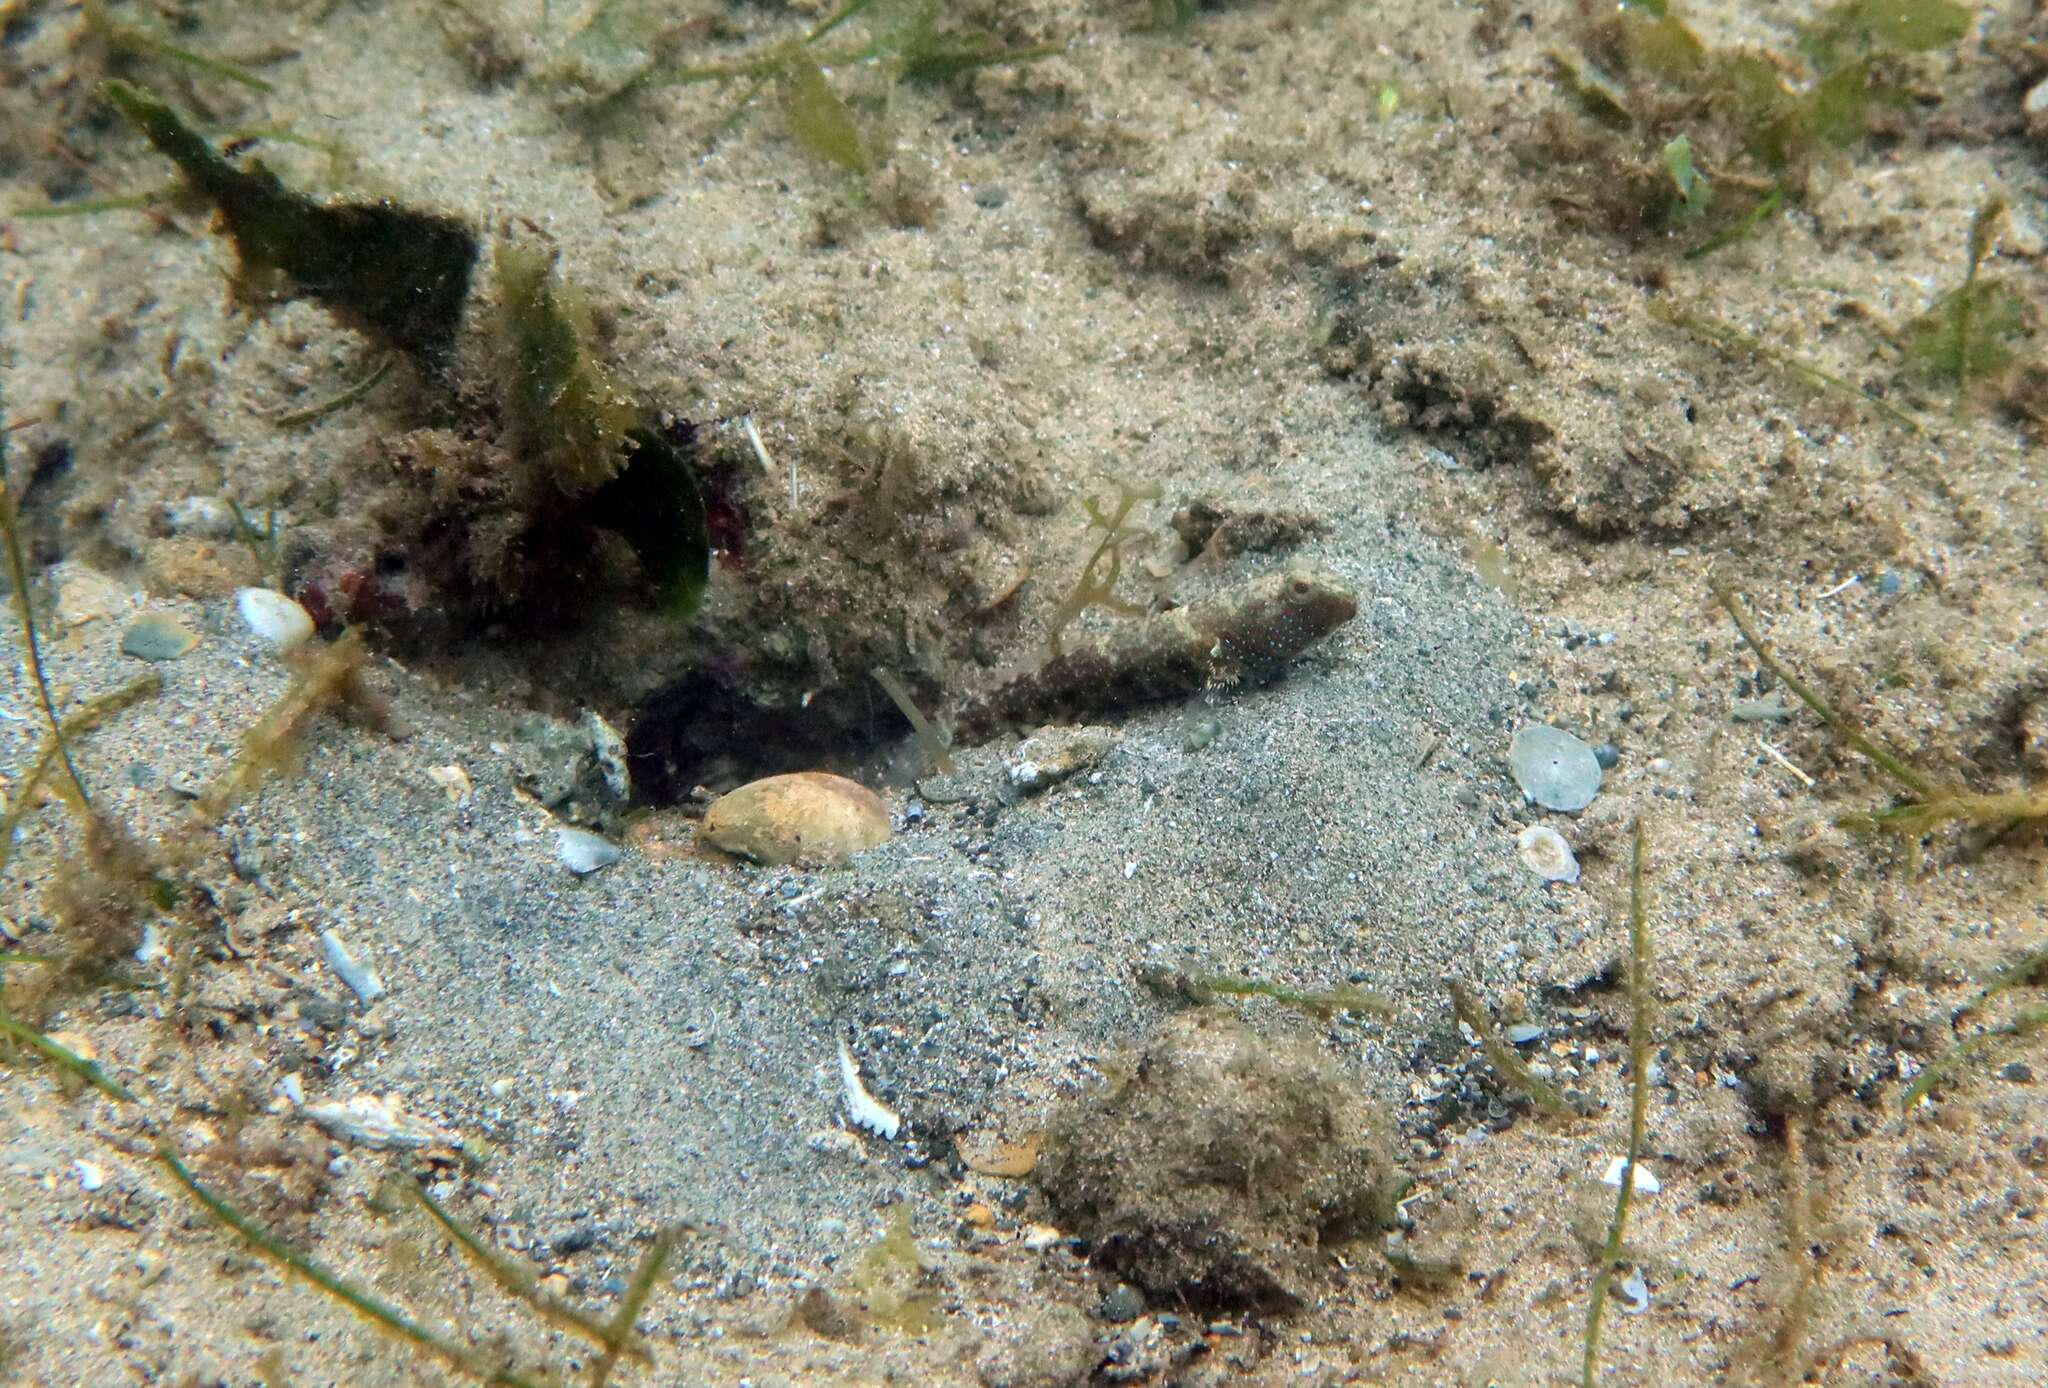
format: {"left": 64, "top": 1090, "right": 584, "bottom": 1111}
{"left": 624, "top": 673, "right": 911, "bottom": 805}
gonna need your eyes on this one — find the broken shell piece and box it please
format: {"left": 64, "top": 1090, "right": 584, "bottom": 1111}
{"left": 1509, "top": 724, "right": 1602, "bottom": 812}
{"left": 305, "top": 1093, "right": 449, "bottom": 1150}
{"left": 1515, "top": 824, "right": 1580, "bottom": 884}
{"left": 1599, "top": 1157, "right": 1661, "bottom": 1195}
{"left": 427, "top": 763, "right": 473, "bottom": 804}
{"left": 318, "top": 927, "right": 385, "bottom": 1003}
{"left": 1617, "top": 1266, "right": 1650, "bottom": 1315}
{"left": 235, "top": 588, "right": 314, "bottom": 649}
{"left": 700, "top": 772, "right": 890, "bottom": 867}
{"left": 838, "top": 1037, "right": 902, "bottom": 1140}
{"left": 555, "top": 826, "right": 621, "bottom": 875}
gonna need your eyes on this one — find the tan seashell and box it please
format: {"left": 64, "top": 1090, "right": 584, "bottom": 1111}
{"left": 699, "top": 772, "right": 891, "bottom": 866}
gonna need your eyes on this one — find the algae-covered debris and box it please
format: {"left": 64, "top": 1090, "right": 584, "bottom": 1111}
{"left": 846, "top": 1205, "right": 941, "bottom": 1334}
{"left": 1545, "top": 0, "right": 1970, "bottom": 244}
{"left": 489, "top": 240, "right": 710, "bottom": 616}
{"left": 1034, "top": 1008, "right": 1399, "bottom": 1310}
{"left": 101, "top": 80, "right": 478, "bottom": 365}
{"left": 1714, "top": 584, "right": 2048, "bottom": 846}
{"left": 494, "top": 238, "right": 637, "bottom": 494}
{"left": 81, "top": 0, "right": 276, "bottom": 94}
{"left": 1447, "top": 978, "right": 1573, "bottom": 1118}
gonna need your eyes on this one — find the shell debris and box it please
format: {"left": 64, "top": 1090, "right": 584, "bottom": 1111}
{"left": 838, "top": 1036, "right": 902, "bottom": 1140}
{"left": 554, "top": 825, "right": 622, "bottom": 875}
{"left": 304, "top": 1093, "right": 450, "bottom": 1150}
{"left": 1509, "top": 724, "right": 1603, "bottom": 812}
{"left": 318, "top": 926, "right": 386, "bottom": 1003}
{"left": 235, "top": 587, "right": 315, "bottom": 650}
{"left": 1599, "top": 1156, "right": 1661, "bottom": 1195}
{"left": 1515, "top": 824, "right": 1581, "bottom": 884}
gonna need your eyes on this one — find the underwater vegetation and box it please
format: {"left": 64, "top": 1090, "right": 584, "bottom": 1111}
{"left": 1546, "top": 0, "right": 1972, "bottom": 247}
{"left": 84, "top": 79, "right": 712, "bottom": 635}
{"left": 1903, "top": 196, "right": 2032, "bottom": 402}
{"left": 1716, "top": 584, "right": 2047, "bottom": 1110}
{"left": 102, "top": 79, "right": 478, "bottom": 366}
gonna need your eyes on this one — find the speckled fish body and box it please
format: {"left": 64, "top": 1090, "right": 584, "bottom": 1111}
{"left": 956, "top": 569, "right": 1358, "bottom": 745}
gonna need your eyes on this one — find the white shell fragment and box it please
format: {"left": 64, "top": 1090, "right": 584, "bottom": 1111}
{"left": 1509, "top": 724, "right": 1603, "bottom": 812}
{"left": 235, "top": 587, "right": 315, "bottom": 650}
{"left": 318, "top": 927, "right": 386, "bottom": 1004}
{"left": 554, "top": 826, "right": 622, "bottom": 875}
{"left": 838, "top": 1037, "right": 902, "bottom": 1140}
{"left": 1618, "top": 1267, "right": 1650, "bottom": 1314}
{"left": 1600, "top": 1157, "right": 1661, "bottom": 1195}
{"left": 305, "top": 1093, "right": 448, "bottom": 1150}
{"left": 1515, "top": 825, "right": 1581, "bottom": 884}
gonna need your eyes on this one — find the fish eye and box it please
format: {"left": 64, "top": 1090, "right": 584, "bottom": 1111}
{"left": 1290, "top": 576, "right": 1312, "bottom": 597}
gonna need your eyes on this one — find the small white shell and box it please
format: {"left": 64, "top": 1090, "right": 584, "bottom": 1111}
{"left": 554, "top": 826, "right": 621, "bottom": 875}
{"left": 1600, "top": 1157, "right": 1661, "bottom": 1194}
{"left": 235, "top": 587, "right": 314, "bottom": 649}
{"left": 838, "top": 1037, "right": 901, "bottom": 1140}
{"left": 1516, "top": 824, "right": 1580, "bottom": 884}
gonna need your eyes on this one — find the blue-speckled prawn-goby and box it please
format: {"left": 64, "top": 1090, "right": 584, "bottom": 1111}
{"left": 953, "top": 569, "right": 1358, "bottom": 745}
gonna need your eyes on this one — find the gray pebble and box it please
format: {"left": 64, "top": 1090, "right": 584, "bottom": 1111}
{"left": 1593, "top": 742, "right": 1620, "bottom": 770}
{"left": 1099, "top": 1283, "right": 1146, "bottom": 1322}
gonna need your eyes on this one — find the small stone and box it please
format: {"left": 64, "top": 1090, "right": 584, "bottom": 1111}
{"left": 1508, "top": 724, "right": 1602, "bottom": 812}
{"left": 554, "top": 826, "right": 622, "bottom": 875}
{"left": 580, "top": 709, "right": 631, "bottom": 801}
{"left": 164, "top": 495, "right": 238, "bottom": 539}
{"left": 1593, "top": 742, "right": 1620, "bottom": 770}
{"left": 1731, "top": 695, "right": 1794, "bottom": 723}
{"left": 1515, "top": 824, "right": 1580, "bottom": 884}
{"left": 1020, "top": 1224, "right": 1066, "bottom": 1252}
{"left": 236, "top": 587, "right": 315, "bottom": 649}
{"left": 1877, "top": 571, "right": 1902, "bottom": 597}
{"left": 120, "top": 612, "right": 199, "bottom": 661}
{"left": 1617, "top": 1266, "right": 1650, "bottom": 1315}
{"left": 1099, "top": 1283, "right": 1146, "bottom": 1322}
{"left": 700, "top": 772, "right": 891, "bottom": 866}
{"left": 54, "top": 565, "right": 129, "bottom": 630}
